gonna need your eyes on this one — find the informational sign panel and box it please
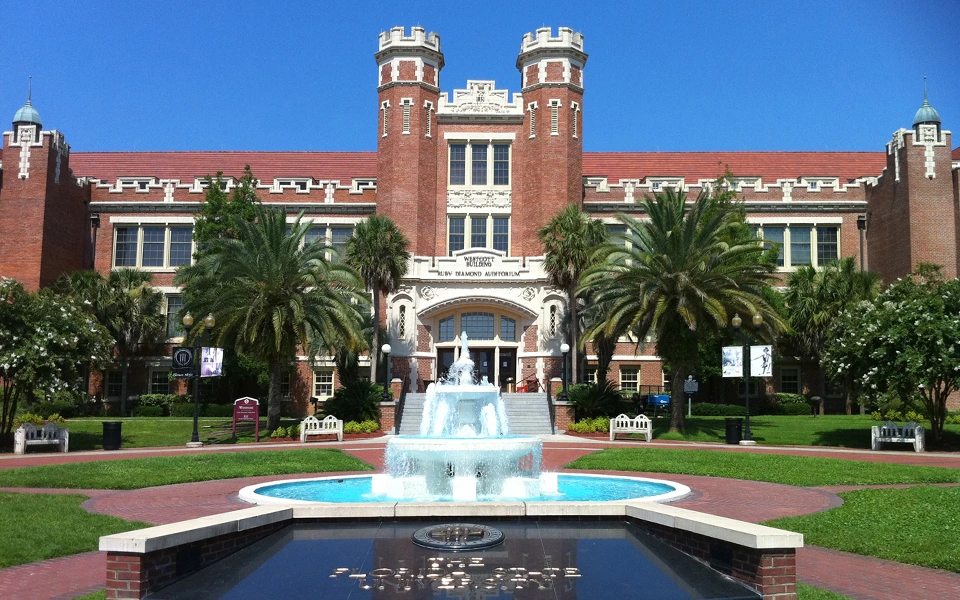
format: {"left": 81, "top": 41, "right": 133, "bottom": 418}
{"left": 721, "top": 346, "right": 743, "bottom": 378}
{"left": 171, "top": 347, "right": 194, "bottom": 378}
{"left": 683, "top": 378, "right": 699, "bottom": 394}
{"left": 200, "top": 347, "right": 224, "bottom": 377}
{"left": 232, "top": 397, "right": 260, "bottom": 442}
{"left": 751, "top": 345, "right": 773, "bottom": 378}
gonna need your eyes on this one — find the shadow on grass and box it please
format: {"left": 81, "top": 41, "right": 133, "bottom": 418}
{"left": 812, "top": 427, "right": 871, "bottom": 449}
{"left": 653, "top": 419, "right": 725, "bottom": 442}
{"left": 68, "top": 431, "right": 104, "bottom": 451}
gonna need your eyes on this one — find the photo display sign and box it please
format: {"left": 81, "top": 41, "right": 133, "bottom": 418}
{"left": 721, "top": 346, "right": 743, "bottom": 378}
{"left": 232, "top": 397, "right": 260, "bottom": 442}
{"left": 171, "top": 347, "right": 194, "bottom": 378}
{"left": 751, "top": 345, "right": 773, "bottom": 378}
{"left": 200, "top": 347, "right": 224, "bottom": 377}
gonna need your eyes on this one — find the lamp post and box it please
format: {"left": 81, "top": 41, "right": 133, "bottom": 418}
{"left": 732, "top": 313, "right": 763, "bottom": 443}
{"left": 381, "top": 343, "right": 392, "bottom": 403}
{"left": 559, "top": 343, "right": 571, "bottom": 402}
{"left": 183, "top": 312, "right": 215, "bottom": 447}
{"left": 857, "top": 214, "right": 867, "bottom": 272}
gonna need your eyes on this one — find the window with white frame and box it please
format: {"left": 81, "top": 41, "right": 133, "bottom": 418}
{"left": 584, "top": 367, "right": 598, "bottom": 384}
{"left": 448, "top": 143, "right": 511, "bottom": 187}
{"left": 436, "top": 312, "right": 520, "bottom": 343}
{"left": 150, "top": 370, "right": 170, "bottom": 395}
{"left": 500, "top": 316, "right": 516, "bottom": 342}
{"left": 780, "top": 367, "right": 800, "bottom": 395}
{"left": 439, "top": 316, "right": 455, "bottom": 342}
{"left": 753, "top": 224, "right": 840, "bottom": 269}
{"left": 620, "top": 367, "right": 639, "bottom": 392}
{"left": 314, "top": 369, "right": 334, "bottom": 399}
{"left": 548, "top": 305, "right": 558, "bottom": 337}
{"left": 106, "top": 371, "right": 123, "bottom": 399}
{"left": 165, "top": 295, "right": 185, "bottom": 338}
{"left": 305, "top": 225, "right": 354, "bottom": 262}
{"left": 113, "top": 226, "right": 194, "bottom": 269}
{"left": 448, "top": 216, "right": 510, "bottom": 255}
{"left": 280, "top": 370, "right": 291, "bottom": 398}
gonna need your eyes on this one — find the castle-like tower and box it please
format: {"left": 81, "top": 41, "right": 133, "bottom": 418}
{"left": 375, "top": 27, "right": 444, "bottom": 256}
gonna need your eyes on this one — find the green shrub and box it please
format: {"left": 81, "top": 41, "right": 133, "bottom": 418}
{"left": 31, "top": 390, "right": 87, "bottom": 419}
{"left": 170, "top": 403, "right": 196, "bottom": 417}
{"left": 771, "top": 393, "right": 807, "bottom": 405}
{"left": 13, "top": 413, "right": 45, "bottom": 428}
{"left": 871, "top": 411, "right": 883, "bottom": 421}
{"left": 904, "top": 410, "right": 925, "bottom": 423}
{"left": 569, "top": 380, "right": 623, "bottom": 419}
{"left": 202, "top": 404, "right": 234, "bottom": 418}
{"left": 946, "top": 415, "right": 960, "bottom": 425}
{"left": 137, "top": 394, "right": 170, "bottom": 409}
{"left": 322, "top": 380, "right": 382, "bottom": 423}
{"left": 134, "top": 406, "right": 164, "bottom": 417}
{"left": 343, "top": 421, "right": 362, "bottom": 434}
{"left": 780, "top": 403, "right": 813, "bottom": 416}
{"left": 270, "top": 426, "right": 288, "bottom": 438}
{"left": 46, "top": 413, "right": 65, "bottom": 424}
{"left": 567, "top": 416, "right": 611, "bottom": 433}
{"left": 691, "top": 403, "right": 746, "bottom": 416}
{"left": 359, "top": 420, "right": 380, "bottom": 433}
{"left": 884, "top": 410, "right": 904, "bottom": 422}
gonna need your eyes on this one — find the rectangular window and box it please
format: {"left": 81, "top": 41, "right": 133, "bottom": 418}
{"left": 471, "top": 217, "right": 487, "bottom": 248}
{"left": 106, "top": 371, "right": 123, "bottom": 399}
{"left": 331, "top": 227, "right": 353, "bottom": 262}
{"left": 780, "top": 368, "right": 800, "bottom": 395}
{"left": 529, "top": 105, "right": 537, "bottom": 137}
{"left": 166, "top": 295, "right": 184, "bottom": 338}
{"left": 738, "top": 379, "right": 759, "bottom": 396}
{"left": 141, "top": 227, "right": 165, "bottom": 267}
{"left": 168, "top": 227, "right": 193, "bottom": 266}
{"left": 402, "top": 103, "right": 411, "bottom": 134}
{"left": 314, "top": 370, "right": 334, "bottom": 398}
{"left": 439, "top": 316, "right": 455, "bottom": 342}
{"left": 449, "top": 144, "right": 466, "bottom": 185}
{"left": 493, "top": 145, "right": 510, "bottom": 185}
{"left": 114, "top": 227, "right": 138, "bottom": 267}
{"left": 608, "top": 224, "right": 627, "bottom": 247}
{"left": 763, "top": 226, "right": 785, "bottom": 267}
{"left": 471, "top": 145, "right": 488, "bottom": 185}
{"left": 448, "top": 217, "right": 465, "bottom": 254}
{"left": 500, "top": 316, "right": 516, "bottom": 342}
{"left": 305, "top": 227, "right": 325, "bottom": 246}
{"left": 492, "top": 217, "right": 509, "bottom": 253}
{"left": 462, "top": 312, "right": 495, "bottom": 340}
{"left": 280, "top": 371, "right": 291, "bottom": 398}
{"left": 791, "top": 227, "right": 811, "bottom": 266}
{"left": 550, "top": 101, "right": 560, "bottom": 135}
{"left": 620, "top": 367, "right": 639, "bottom": 392}
{"left": 150, "top": 370, "right": 170, "bottom": 395}
{"left": 817, "top": 226, "right": 839, "bottom": 265}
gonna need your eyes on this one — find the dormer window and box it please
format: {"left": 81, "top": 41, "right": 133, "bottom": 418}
{"left": 809, "top": 181, "right": 818, "bottom": 190}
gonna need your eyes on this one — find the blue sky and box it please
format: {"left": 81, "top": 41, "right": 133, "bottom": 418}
{"left": 2, "top": 0, "right": 957, "bottom": 152}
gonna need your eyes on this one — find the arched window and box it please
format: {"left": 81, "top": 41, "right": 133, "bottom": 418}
{"left": 462, "top": 312, "right": 495, "bottom": 340}
{"left": 549, "top": 305, "right": 558, "bottom": 337}
{"left": 398, "top": 305, "right": 407, "bottom": 338}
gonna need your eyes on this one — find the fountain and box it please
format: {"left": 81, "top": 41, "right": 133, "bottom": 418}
{"left": 372, "top": 333, "right": 550, "bottom": 501}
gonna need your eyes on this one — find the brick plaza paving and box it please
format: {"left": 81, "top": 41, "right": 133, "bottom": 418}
{"left": 1, "top": 438, "right": 960, "bottom": 599}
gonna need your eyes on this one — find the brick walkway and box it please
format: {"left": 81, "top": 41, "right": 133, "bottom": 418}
{"left": 1, "top": 437, "right": 959, "bottom": 599}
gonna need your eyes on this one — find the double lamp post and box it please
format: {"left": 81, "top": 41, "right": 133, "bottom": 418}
{"left": 182, "top": 312, "right": 215, "bottom": 447}
{"left": 731, "top": 312, "right": 763, "bottom": 444}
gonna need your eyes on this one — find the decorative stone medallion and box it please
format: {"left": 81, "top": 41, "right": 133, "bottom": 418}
{"left": 411, "top": 523, "right": 505, "bottom": 551}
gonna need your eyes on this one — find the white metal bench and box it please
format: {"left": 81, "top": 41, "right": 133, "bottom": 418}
{"left": 14, "top": 422, "right": 69, "bottom": 454}
{"left": 871, "top": 420, "right": 925, "bottom": 452}
{"left": 300, "top": 415, "right": 343, "bottom": 443}
{"left": 609, "top": 414, "right": 652, "bottom": 442}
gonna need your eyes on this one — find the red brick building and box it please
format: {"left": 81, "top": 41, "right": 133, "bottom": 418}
{"left": 1, "top": 26, "right": 957, "bottom": 415}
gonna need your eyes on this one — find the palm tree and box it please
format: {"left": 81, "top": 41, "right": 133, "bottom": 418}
{"left": 175, "top": 208, "right": 367, "bottom": 430}
{"left": 784, "top": 256, "right": 880, "bottom": 413}
{"left": 538, "top": 205, "right": 608, "bottom": 384}
{"left": 582, "top": 188, "right": 785, "bottom": 432}
{"left": 344, "top": 215, "right": 410, "bottom": 381}
{"left": 58, "top": 269, "right": 165, "bottom": 416}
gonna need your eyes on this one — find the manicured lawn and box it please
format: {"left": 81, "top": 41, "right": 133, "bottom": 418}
{"left": 0, "top": 449, "right": 372, "bottom": 489}
{"left": 649, "top": 415, "right": 960, "bottom": 449}
{"left": 797, "top": 584, "right": 852, "bottom": 600}
{"left": 765, "top": 486, "right": 960, "bottom": 573}
{"left": 73, "top": 593, "right": 105, "bottom": 600}
{"left": 62, "top": 417, "right": 304, "bottom": 450}
{"left": 565, "top": 448, "right": 960, "bottom": 486}
{"left": 0, "top": 492, "right": 148, "bottom": 568}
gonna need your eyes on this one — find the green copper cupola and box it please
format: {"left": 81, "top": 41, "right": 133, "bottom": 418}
{"left": 12, "top": 77, "right": 42, "bottom": 128}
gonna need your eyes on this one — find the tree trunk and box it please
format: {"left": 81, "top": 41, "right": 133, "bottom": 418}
{"left": 267, "top": 358, "right": 283, "bottom": 431}
{"left": 370, "top": 283, "right": 381, "bottom": 382}
{"left": 568, "top": 286, "right": 579, "bottom": 385}
{"left": 120, "top": 356, "right": 130, "bottom": 417}
{"left": 669, "top": 363, "right": 688, "bottom": 433}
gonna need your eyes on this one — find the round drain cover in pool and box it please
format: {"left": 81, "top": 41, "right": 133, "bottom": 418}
{"left": 411, "top": 523, "right": 505, "bottom": 551}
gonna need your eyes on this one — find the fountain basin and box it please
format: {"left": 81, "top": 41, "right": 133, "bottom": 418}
{"left": 239, "top": 473, "right": 691, "bottom": 504}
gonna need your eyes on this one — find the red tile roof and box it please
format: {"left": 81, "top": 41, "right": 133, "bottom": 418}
{"left": 582, "top": 151, "right": 887, "bottom": 183}
{"left": 953, "top": 146, "right": 960, "bottom": 160}
{"left": 70, "top": 151, "right": 377, "bottom": 184}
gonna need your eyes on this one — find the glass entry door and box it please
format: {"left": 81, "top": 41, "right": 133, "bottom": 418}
{"left": 499, "top": 349, "right": 516, "bottom": 390}
{"left": 469, "top": 348, "right": 495, "bottom": 384}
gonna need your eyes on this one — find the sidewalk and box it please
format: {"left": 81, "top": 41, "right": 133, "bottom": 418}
{"left": 0, "top": 436, "right": 958, "bottom": 599}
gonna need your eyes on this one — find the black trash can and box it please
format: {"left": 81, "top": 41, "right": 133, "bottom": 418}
{"left": 102, "top": 421, "right": 122, "bottom": 451}
{"left": 724, "top": 418, "right": 743, "bottom": 445}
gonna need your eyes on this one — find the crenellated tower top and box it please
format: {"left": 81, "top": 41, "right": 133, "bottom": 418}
{"left": 378, "top": 26, "right": 441, "bottom": 54}
{"left": 519, "top": 27, "right": 584, "bottom": 56}
{"left": 516, "top": 27, "right": 587, "bottom": 91}
{"left": 375, "top": 26, "right": 444, "bottom": 90}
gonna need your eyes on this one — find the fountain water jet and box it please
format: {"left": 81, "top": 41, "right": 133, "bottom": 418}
{"left": 373, "top": 333, "right": 550, "bottom": 501}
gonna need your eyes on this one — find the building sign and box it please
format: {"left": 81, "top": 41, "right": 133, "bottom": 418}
{"left": 200, "top": 347, "right": 224, "bottom": 377}
{"left": 232, "top": 397, "right": 260, "bottom": 441}
{"left": 171, "top": 347, "right": 194, "bottom": 378}
{"left": 429, "top": 250, "right": 531, "bottom": 280}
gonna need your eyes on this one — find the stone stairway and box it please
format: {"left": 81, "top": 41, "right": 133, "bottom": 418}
{"left": 396, "top": 392, "right": 554, "bottom": 436}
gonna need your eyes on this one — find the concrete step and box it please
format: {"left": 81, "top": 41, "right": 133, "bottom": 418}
{"left": 397, "top": 392, "right": 554, "bottom": 436}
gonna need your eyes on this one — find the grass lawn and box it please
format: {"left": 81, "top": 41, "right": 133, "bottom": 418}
{"left": 565, "top": 448, "right": 960, "bottom": 486}
{"left": 62, "top": 417, "right": 305, "bottom": 450}
{"left": 0, "top": 492, "right": 148, "bottom": 568}
{"left": 0, "top": 449, "right": 372, "bottom": 489}
{"left": 765, "top": 486, "right": 960, "bottom": 573}
{"left": 73, "top": 593, "right": 105, "bottom": 600}
{"left": 648, "top": 415, "right": 960, "bottom": 449}
{"left": 797, "top": 584, "right": 853, "bottom": 599}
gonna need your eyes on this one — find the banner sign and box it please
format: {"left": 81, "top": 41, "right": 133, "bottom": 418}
{"left": 751, "top": 345, "right": 773, "bottom": 378}
{"left": 200, "top": 347, "right": 224, "bottom": 377}
{"left": 171, "top": 347, "right": 194, "bottom": 378}
{"left": 721, "top": 346, "right": 743, "bottom": 378}
{"left": 232, "top": 397, "right": 260, "bottom": 442}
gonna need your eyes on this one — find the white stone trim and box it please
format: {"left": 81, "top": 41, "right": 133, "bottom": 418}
{"left": 747, "top": 216, "right": 843, "bottom": 225}
{"left": 109, "top": 216, "right": 195, "bottom": 224}
{"left": 443, "top": 132, "right": 516, "bottom": 141}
